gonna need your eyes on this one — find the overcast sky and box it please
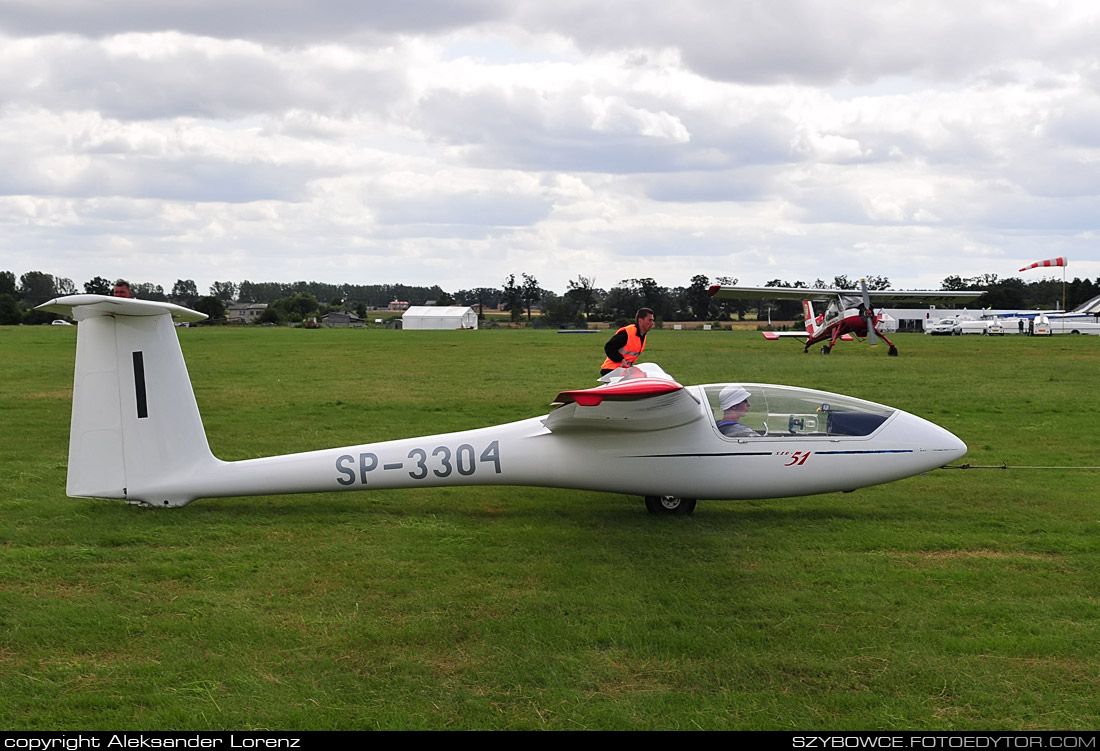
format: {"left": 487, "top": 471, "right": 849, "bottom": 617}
{"left": 2, "top": 0, "right": 1097, "bottom": 297}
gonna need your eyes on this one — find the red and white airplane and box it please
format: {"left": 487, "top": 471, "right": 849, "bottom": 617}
{"left": 37, "top": 294, "right": 968, "bottom": 515}
{"left": 709, "top": 281, "right": 983, "bottom": 355}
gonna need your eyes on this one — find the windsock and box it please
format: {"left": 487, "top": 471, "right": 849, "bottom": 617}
{"left": 1019, "top": 257, "right": 1067, "bottom": 272}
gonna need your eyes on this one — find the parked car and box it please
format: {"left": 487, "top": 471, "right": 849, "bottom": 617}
{"left": 983, "top": 318, "right": 1005, "bottom": 335}
{"left": 925, "top": 317, "right": 960, "bottom": 335}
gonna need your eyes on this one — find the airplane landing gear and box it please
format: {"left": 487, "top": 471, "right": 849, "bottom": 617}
{"left": 888, "top": 345, "right": 898, "bottom": 356}
{"left": 821, "top": 345, "right": 831, "bottom": 355}
{"left": 644, "top": 496, "right": 697, "bottom": 516}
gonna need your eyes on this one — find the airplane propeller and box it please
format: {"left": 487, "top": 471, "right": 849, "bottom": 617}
{"left": 860, "top": 278, "right": 879, "bottom": 347}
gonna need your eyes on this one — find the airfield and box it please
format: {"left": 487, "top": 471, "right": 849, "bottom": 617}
{"left": 2, "top": 325, "right": 1098, "bottom": 730}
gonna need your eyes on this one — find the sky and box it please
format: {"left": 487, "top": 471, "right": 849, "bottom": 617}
{"left": 1, "top": 0, "right": 1098, "bottom": 298}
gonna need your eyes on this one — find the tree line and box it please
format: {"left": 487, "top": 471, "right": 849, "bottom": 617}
{"left": 2, "top": 269, "right": 1097, "bottom": 326}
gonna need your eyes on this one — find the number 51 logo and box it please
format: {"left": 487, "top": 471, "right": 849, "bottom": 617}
{"left": 783, "top": 451, "right": 811, "bottom": 466}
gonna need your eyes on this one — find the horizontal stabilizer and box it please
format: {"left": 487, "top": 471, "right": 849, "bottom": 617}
{"left": 762, "top": 332, "right": 853, "bottom": 341}
{"left": 36, "top": 294, "right": 207, "bottom": 323}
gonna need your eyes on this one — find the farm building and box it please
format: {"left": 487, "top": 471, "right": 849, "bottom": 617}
{"left": 320, "top": 310, "right": 363, "bottom": 327}
{"left": 401, "top": 306, "right": 478, "bottom": 330}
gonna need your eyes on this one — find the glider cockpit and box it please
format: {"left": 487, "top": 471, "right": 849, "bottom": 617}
{"left": 702, "top": 384, "right": 894, "bottom": 439}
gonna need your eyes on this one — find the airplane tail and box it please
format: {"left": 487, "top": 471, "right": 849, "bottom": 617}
{"left": 37, "top": 295, "right": 217, "bottom": 506}
{"left": 802, "top": 300, "right": 819, "bottom": 336}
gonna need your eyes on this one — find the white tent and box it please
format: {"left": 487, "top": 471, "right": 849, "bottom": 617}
{"left": 401, "top": 306, "right": 478, "bottom": 330}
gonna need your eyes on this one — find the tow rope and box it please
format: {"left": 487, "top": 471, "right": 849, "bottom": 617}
{"left": 941, "top": 463, "right": 1100, "bottom": 470}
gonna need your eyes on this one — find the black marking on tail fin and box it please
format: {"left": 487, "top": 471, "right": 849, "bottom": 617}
{"left": 132, "top": 351, "right": 148, "bottom": 419}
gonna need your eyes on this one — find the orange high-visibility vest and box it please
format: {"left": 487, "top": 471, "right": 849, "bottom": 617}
{"left": 601, "top": 324, "right": 646, "bottom": 371}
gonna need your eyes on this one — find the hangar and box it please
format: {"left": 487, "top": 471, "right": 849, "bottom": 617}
{"left": 401, "top": 306, "right": 478, "bottom": 330}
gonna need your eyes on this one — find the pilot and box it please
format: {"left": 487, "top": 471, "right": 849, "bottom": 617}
{"left": 112, "top": 279, "right": 133, "bottom": 298}
{"left": 716, "top": 385, "right": 758, "bottom": 437}
{"left": 599, "top": 307, "right": 655, "bottom": 376}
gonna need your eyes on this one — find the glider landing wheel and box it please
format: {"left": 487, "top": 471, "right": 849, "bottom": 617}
{"left": 821, "top": 345, "right": 831, "bottom": 355}
{"left": 644, "top": 496, "right": 697, "bottom": 516}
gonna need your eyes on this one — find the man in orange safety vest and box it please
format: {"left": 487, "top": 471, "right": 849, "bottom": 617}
{"left": 600, "top": 308, "right": 655, "bottom": 376}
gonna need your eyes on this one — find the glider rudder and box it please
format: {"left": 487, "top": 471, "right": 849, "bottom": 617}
{"left": 37, "top": 295, "right": 214, "bottom": 505}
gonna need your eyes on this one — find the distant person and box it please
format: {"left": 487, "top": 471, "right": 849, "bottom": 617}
{"left": 600, "top": 308, "right": 655, "bottom": 376}
{"left": 1018, "top": 319, "right": 1025, "bottom": 335}
{"left": 112, "top": 279, "right": 133, "bottom": 298}
{"left": 716, "top": 385, "right": 758, "bottom": 438}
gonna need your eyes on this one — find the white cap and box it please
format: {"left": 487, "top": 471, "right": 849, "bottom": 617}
{"left": 719, "top": 385, "right": 751, "bottom": 410}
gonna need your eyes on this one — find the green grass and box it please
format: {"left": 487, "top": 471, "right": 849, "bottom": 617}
{"left": 1, "top": 325, "right": 1099, "bottom": 730}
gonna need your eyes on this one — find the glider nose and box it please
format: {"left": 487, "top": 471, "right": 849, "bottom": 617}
{"left": 935, "top": 425, "right": 968, "bottom": 464}
{"left": 889, "top": 410, "right": 968, "bottom": 469}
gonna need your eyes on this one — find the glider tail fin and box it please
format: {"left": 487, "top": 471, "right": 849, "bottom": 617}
{"left": 37, "top": 295, "right": 215, "bottom": 506}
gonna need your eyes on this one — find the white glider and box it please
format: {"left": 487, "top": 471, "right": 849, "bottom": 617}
{"left": 38, "top": 295, "right": 967, "bottom": 514}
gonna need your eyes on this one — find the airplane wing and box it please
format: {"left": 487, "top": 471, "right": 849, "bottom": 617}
{"left": 544, "top": 377, "right": 704, "bottom": 433}
{"left": 708, "top": 285, "right": 983, "bottom": 305}
{"left": 862, "top": 290, "right": 984, "bottom": 304}
{"left": 708, "top": 285, "right": 838, "bottom": 302}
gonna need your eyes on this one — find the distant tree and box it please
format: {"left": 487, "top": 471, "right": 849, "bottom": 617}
{"left": 763, "top": 279, "right": 807, "bottom": 320}
{"left": 210, "top": 281, "right": 238, "bottom": 302}
{"left": 55, "top": 277, "right": 77, "bottom": 296}
{"left": 192, "top": 296, "right": 227, "bottom": 322}
{"left": 624, "top": 277, "right": 669, "bottom": 318}
{"left": 828, "top": 275, "right": 890, "bottom": 291}
{"left": 565, "top": 275, "right": 599, "bottom": 320}
{"left": 1066, "top": 277, "right": 1098, "bottom": 310}
{"left": 520, "top": 273, "right": 541, "bottom": 322}
{"left": 271, "top": 292, "right": 319, "bottom": 322}
{"left": 686, "top": 274, "right": 714, "bottom": 321}
{"left": 132, "top": 283, "right": 168, "bottom": 301}
{"left": 84, "top": 276, "right": 112, "bottom": 295}
{"left": 0, "top": 271, "right": 15, "bottom": 297}
{"left": 171, "top": 279, "right": 199, "bottom": 307}
{"left": 238, "top": 280, "right": 288, "bottom": 303}
{"left": 434, "top": 291, "right": 456, "bottom": 306}
{"left": 602, "top": 283, "right": 641, "bottom": 322}
{"left": 712, "top": 275, "right": 744, "bottom": 320}
{"left": 501, "top": 275, "right": 522, "bottom": 322}
{"left": 540, "top": 293, "right": 583, "bottom": 328}
{"left": 0, "top": 294, "right": 20, "bottom": 325}
{"left": 978, "top": 278, "right": 1028, "bottom": 309}
{"left": 18, "top": 271, "right": 56, "bottom": 306}
{"left": 258, "top": 306, "right": 285, "bottom": 325}
{"left": 22, "top": 307, "right": 59, "bottom": 325}
{"left": 453, "top": 287, "right": 501, "bottom": 313}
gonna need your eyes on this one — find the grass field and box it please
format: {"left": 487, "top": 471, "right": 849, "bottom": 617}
{"left": 1, "top": 325, "right": 1098, "bottom": 730}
